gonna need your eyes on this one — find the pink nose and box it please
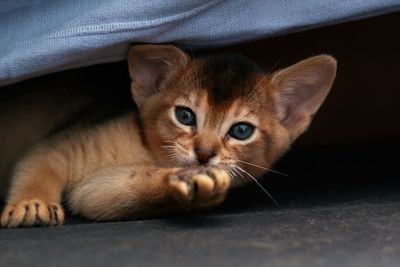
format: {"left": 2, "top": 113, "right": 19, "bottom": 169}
{"left": 194, "top": 147, "right": 216, "bottom": 164}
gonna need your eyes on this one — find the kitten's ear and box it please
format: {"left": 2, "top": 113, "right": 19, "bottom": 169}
{"left": 272, "top": 55, "right": 337, "bottom": 140}
{"left": 128, "top": 44, "right": 189, "bottom": 106}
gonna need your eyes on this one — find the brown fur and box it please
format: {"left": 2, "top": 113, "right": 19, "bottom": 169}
{"left": 0, "top": 44, "right": 336, "bottom": 227}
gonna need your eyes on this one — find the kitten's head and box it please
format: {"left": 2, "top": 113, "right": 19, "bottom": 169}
{"left": 128, "top": 44, "right": 336, "bottom": 180}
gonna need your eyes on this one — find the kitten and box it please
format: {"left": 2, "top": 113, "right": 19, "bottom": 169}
{"left": 0, "top": 44, "right": 336, "bottom": 227}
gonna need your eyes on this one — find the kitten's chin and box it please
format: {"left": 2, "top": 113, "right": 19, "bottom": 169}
{"left": 177, "top": 160, "right": 200, "bottom": 168}
{"left": 173, "top": 160, "right": 222, "bottom": 169}
{"left": 180, "top": 157, "right": 222, "bottom": 168}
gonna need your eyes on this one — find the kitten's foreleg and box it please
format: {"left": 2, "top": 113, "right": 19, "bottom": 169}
{"left": 67, "top": 166, "right": 231, "bottom": 221}
{"left": 1, "top": 149, "right": 67, "bottom": 228}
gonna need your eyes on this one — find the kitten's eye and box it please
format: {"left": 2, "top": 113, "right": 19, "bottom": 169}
{"left": 229, "top": 122, "right": 255, "bottom": 140}
{"left": 175, "top": 106, "right": 196, "bottom": 126}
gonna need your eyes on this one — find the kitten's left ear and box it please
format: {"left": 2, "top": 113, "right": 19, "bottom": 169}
{"left": 128, "top": 44, "right": 189, "bottom": 107}
{"left": 272, "top": 55, "right": 337, "bottom": 140}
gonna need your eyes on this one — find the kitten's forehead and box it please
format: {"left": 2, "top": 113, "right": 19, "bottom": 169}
{"left": 196, "top": 54, "right": 264, "bottom": 105}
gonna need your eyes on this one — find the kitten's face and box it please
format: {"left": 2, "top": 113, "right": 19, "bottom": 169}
{"left": 140, "top": 58, "right": 286, "bottom": 180}
{"left": 128, "top": 45, "right": 336, "bottom": 181}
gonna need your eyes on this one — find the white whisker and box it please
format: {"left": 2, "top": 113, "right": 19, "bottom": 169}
{"left": 229, "top": 165, "right": 241, "bottom": 180}
{"left": 232, "top": 165, "right": 245, "bottom": 180}
{"left": 228, "top": 168, "right": 236, "bottom": 179}
{"left": 236, "top": 159, "right": 290, "bottom": 177}
{"left": 234, "top": 165, "right": 281, "bottom": 208}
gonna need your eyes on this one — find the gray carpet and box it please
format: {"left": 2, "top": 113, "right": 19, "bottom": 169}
{"left": 1, "top": 143, "right": 399, "bottom": 267}
{"left": 1, "top": 200, "right": 399, "bottom": 267}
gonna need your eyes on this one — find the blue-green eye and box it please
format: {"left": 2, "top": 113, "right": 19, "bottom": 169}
{"left": 229, "top": 122, "right": 255, "bottom": 140}
{"left": 175, "top": 106, "right": 196, "bottom": 126}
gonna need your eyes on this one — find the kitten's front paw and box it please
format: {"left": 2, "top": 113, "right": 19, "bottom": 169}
{"left": 1, "top": 199, "right": 64, "bottom": 228}
{"left": 168, "top": 167, "right": 231, "bottom": 207}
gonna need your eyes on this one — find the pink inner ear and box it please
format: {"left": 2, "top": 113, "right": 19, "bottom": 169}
{"left": 127, "top": 45, "right": 189, "bottom": 102}
{"left": 280, "top": 79, "right": 325, "bottom": 126}
{"left": 274, "top": 55, "right": 337, "bottom": 129}
{"left": 131, "top": 56, "right": 166, "bottom": 91}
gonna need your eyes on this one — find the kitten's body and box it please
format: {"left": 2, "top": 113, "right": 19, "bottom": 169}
{"left": 0, "top": 71, "right": 133, "bottom": 195}
{"left": 0, "top": 45, "right": 336, "bottom": 227}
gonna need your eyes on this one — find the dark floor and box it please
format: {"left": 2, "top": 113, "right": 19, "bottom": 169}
{"left": 1, "top": 142, "right": 399, "bottom": 267}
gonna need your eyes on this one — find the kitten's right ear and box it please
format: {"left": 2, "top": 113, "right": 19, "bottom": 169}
{"left": 128, "top": 44, "right": 189, "bottom": 106}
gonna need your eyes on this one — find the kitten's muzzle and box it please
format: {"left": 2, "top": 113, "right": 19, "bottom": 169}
{"left": 194, "top": 146, "right": 216, "bottom": 165}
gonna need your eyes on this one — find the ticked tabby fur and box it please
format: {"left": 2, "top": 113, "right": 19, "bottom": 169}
{"left": 0, "top": 45, "right": 336, "bottom": 227}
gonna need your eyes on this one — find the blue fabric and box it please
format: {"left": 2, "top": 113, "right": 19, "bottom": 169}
{"left": 1, "top": 0, "right": 399, "bottom": 86}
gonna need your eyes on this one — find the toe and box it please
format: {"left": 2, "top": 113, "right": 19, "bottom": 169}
{"left": 48, "top": 204, "right": 64, "bottom": 225}
{"left": 7, "top": 204, "right": 28, "bottom": 228}
{"left": 34, "top": 201, "right": 51, "bottom": 225}
{"left": 168, "top": 175, "right": 194, "bottom": 201}
{"left": 22, "top": 202, "right": 35, "bottom": 226}
{"left": 207, "top": 168, "right": 231, "bottom": 192}
{"left": 1, "top": 206, "right": 14, "bottom": 227}
{"left": 192, "top": 174, "right": 214, "bottom": 201}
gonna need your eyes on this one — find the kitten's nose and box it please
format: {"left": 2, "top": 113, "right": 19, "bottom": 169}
{"left": 194, "top": 146, "right": 216, "bottom": 165}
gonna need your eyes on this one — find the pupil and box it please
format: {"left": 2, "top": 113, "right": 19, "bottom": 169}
{"left": 181, "top": 110, "right": 191, "bottom": 122}
{"left": 229, "top": 122, "right": 254, "bottom": 140}
{"left": 182, "top": 111, "right": 190, "bottom": 120}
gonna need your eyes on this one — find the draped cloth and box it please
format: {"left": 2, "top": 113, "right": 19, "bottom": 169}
{"left": 1, "top": 0, "right": 399, "bottom": 86}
